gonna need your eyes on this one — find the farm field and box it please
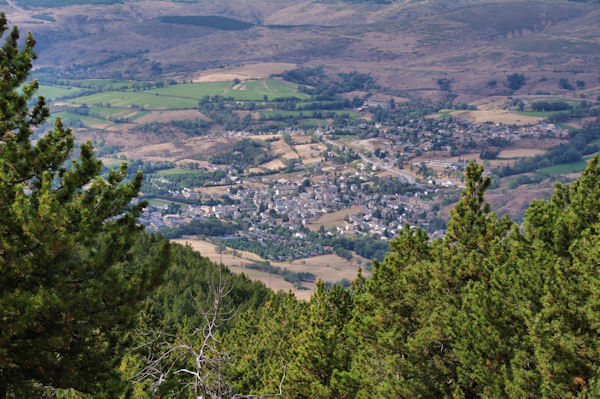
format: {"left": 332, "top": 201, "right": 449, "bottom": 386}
{"left": 54, "top": 112, "right": 112, "bottom": 128}
{"left": 172, "top": 238, "right": 363, "bottom": 299}
{"left": 147, "top": 198, "right": 174, "bottom": 207}
{"left": 88, "top": 106, "right": 149, "bottom": 121}
{"left": 295, "top": 143, "right": 326, "bottom": 158}
{"left": 227, "top": 79, "right": 310, "bottom": 101}
{"left": 270, "top": 139, "right": 297, "bottom": 159}
{"left": 56, "top": 79, "right": 150, "bottom": 89}
{"left": 154, "top": 168, "right": 206, "bottom": 176}
{"left": 193, "top": 63, "right": 297, "bottom": 82}
{"left": 250, "top": 158, "right": 286, "bottom": 172}
{"left": 37, "top": 85, "right": 87, "bottom": 99}
{"left": 40, "top": 77, "right": 343, "bottom": 130}
{"left": 538, "top": 156, "right": 595, "bottom": 175}
{"left": 141, "top": 79, "right": 308, "bottom": 101}
{"left": 68, "top": 91, "right": 199, "bottom": 109}
{"left": 497, "top": 148, "right": 547, "bottom": 158}
{"left": 450, "top": 109, "right": 543, "bottom": 125}
{"left": 143, "top": 82, "right": 231, "bottom": 99}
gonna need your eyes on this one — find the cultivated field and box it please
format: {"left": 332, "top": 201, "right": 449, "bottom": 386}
{"left": 271, "top": 139, "right": 298, "bottom": 160}
{"left": 450, "top": 109, "right": 543, "bottom": 126}
{"left": 497, "top": 148, "right": 546, "bottom": 158}
{"left": 193, "top": 62, "right": 298, "bottom": 82}
{"left": 69, "top": 91, "right": 199, "bottom": 110}
{"left": 37, "top": 85, "right": 87, "bottom": 100}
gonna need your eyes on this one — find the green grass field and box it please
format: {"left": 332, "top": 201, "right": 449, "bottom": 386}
{"left": 557, "top": 123, "right": 577, "bottom": 132}
{"left": 147, "top": 198, "right": 174, "bottom": 207}
{"left": 143, "top": 82, "right": 231, "bottom": 98}
{"left": 142, "top": 79, "right": 308, "bottom": 101}
{"left": 87, "top": 106, "right": 126, "bottom": 117}
{"left": 54, "top": 112, "right": 111, "bottom": 127}
{"left": 538, "top": 156, "right": 594, "bottom": 175}
{"left": 154, "top": 168, "right": 205, "bottom": 176}
{"left": 57, "top": 79, "right": 155, "bottom": 90}
{"left": 36, "top": 85, "right": 87, "bottom": 100}
{"left": 69, "top": 92, "right": 198, "bottom": 109}
{"left": 87, "top": 106, "right": 149, "bottom": 120}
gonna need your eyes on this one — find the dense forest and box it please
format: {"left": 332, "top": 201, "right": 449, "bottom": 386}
{"left": 116, "top": 159, "right": 600, "bottom": 398}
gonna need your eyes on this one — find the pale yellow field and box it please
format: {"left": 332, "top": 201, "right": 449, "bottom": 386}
{"left": 291, "top": 135, "right": 313, "bottom": 144}
{"left": 193, "top": 185, "right": 231, "bottom": 196}
{"left": 271, "top": 139, "right": 298, "bottom": 160}
{"left": 172, "top": 238, "right": 263, "bottom": 263}
{"left": 176, "top": 159, "right": 210, "bottom": 168}
{"left": 226, "top": 265, "right": 302, "bottom": 297}
{"left": 99, "top": 157, "right": 125, "bottom": 167}
{"left": 193, "top": 63, "right": 298, "bottom": 82}
{"left": 300, "top": 156, "right": 325, "bottom": 166}
{"left": 252, "top": 158, "right": 286, "bottom": 172}
{"left": 295, "top": 143, "right": 326, "bottom": 158}
{"left": 120, "top": 142, "right": 183, "bottom": 162}
{"left": 262, "top": 172, "right": 304, "bottom": 182}
{"left": 308, "top": 206, "right": 365, "bottom": 231}
{"left": 498, "top": 148, "right": 546, "bottom": 158}
{"left": 451, "top": 109, "right": 543, "bottom": 125}
{"left": 171, "top": 238, "right": 364, "bottom": 300}
{"left": 121, "top": 136, "right": 237, "bottom": 162}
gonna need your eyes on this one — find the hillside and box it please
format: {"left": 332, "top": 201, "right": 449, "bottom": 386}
{"left": 3, "top": 0, "right": 599, "bottom": 101}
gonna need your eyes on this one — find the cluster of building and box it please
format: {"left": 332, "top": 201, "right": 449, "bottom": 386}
{"left": 140, "top": 167, "right": 444, "bottom": 242}
{"left": 137, "top": 115, "right": 565, "bottom": 260}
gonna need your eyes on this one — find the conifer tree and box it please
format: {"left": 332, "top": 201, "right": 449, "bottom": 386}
{"left": 285, "top": 281, "right": 354, "bottom": 398}
{"left": 523, "top": 156, "right": 600, "bottom": 397}
{"left": 0, "top": 14, "right": 169, "bottom": 396}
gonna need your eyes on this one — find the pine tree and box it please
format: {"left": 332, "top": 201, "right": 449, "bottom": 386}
{"left": 285, "top": 281, "right": 354, "bottom": 398}
{"left": 0, "top": 14, "right": 169, "bottom": 396}
{"left": 523, "top": 156, "right": 600, "bottom": 397}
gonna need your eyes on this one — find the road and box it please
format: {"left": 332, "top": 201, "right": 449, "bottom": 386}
{"left": 322, "top": 137, "right": 416, "bottom": 184}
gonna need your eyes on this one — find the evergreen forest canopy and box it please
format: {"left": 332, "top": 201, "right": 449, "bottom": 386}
{"left": 2, "top": 13, "right": 600, "bottom": 399}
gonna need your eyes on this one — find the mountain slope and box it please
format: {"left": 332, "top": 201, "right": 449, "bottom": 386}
{"left": 4, "top": 0, "right": 599, "bottom": 100}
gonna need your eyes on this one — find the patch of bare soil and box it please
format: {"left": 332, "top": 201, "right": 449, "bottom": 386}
{"left": 498, "top": 148, "right": 545, "bottom": 158}
{"left": 452, "top": 109, "right": 543, "bottom": 125}
{"left": 193, "top": 62, "right": 298, "bottom": 82}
